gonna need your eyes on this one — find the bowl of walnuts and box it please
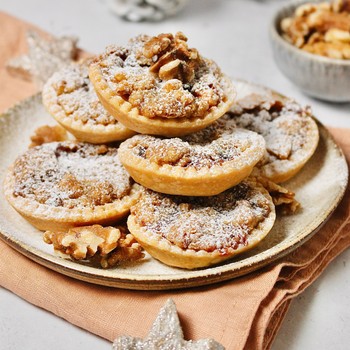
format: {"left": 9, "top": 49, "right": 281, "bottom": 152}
{"left": 270, "top": 0, "right": 350, "bottom": 102}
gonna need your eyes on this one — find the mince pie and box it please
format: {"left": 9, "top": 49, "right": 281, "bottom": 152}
{"left": 127, "top": 177, "right": 276, "bottom": 269}
{"left": 89, "top": 32, "right": 235, "bottom": 136}
{"left": 118, "top": 116, "right": 265, "bottom": 196}
{"left": 4, "top": 142, "right": 141, "bottom": 231}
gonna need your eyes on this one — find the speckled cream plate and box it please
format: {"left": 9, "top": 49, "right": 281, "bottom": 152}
{"left": 0, "top": 81, "right": 348, "bottom": 290}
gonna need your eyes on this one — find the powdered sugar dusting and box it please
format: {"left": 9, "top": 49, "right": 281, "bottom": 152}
{"left": 123, "top": 115, "right": 264, "bottom": 169}
{"left": 12, "top": 142, "right": 133, "bottom": 208}
{"left": 94, "top": 34, "right": 229, "bottom": 119}
{"left": 131, "top": 181, "right": 272, "bottom": 253}
{"left": 228, "top": 93, "right": 318, "bottom": 172}
{"left": 43, "top": 63, "right": 118, "bottom": 125}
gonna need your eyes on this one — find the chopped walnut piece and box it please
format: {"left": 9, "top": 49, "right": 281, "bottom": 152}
{"left": 29, "top": 125, "right": 69, "bottom": 148}
{"left": 303, "top": 40, "right": 350, "bottom": 58}
{"left": 144, "top": 141, "right": 190, "bottom": 166}
{"left": 56, "top": 172, "right": 123, "bottom": 208}
{"left": 333, "top": 0, "right": 350, "bottom": 13}
{"left": 143, "top": 33, "right": 173, "bottom": 59}
{"left": 146, "top": 32, "right": 200, "bottom": 84}
{"left": 99, "top": 233, "right": 144, "bottom": 268}
{"left": 281, "top": 0, "right": 350, "bottom": 59}
{"left": 325, "top": 28, "right": 350, "bottom": 42}
{"left": 257, "top": 176, "right": 300, "bottom": 214}
{"left": 159, "top": 59, "right": 195, "bottom": 82}
{"left": 43, "top": 225, "right": 144, "bottom": 268}
{"left": 96, "top": 144, "right": 109, "bottom": 155}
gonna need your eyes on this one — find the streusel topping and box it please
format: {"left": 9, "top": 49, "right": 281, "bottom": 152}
{"left": 131, "top": 181, "right": 272, "bottom": 254}
{"left": 92, "top": 32, "right": 230, "bottom": 119}
{"left": 44, "top": 63, "right": 118, "bottom": 125}
{"left": 228, "top": 94, "right": 314, "bottom": 165}
{"left": 12, "top": 142, "right": 133, "bottom": 208}
{"left": 120, "top": 116, "right": 265, "bottom": 169}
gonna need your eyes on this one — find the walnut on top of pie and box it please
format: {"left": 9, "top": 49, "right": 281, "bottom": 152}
{"left": 4, "top": 142, "right": 141, "bottom": 231}
{"left": 89, "top": 32, "right": 235, "bottom": 136}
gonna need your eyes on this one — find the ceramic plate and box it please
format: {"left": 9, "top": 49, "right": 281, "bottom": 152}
{"left": 0, "top": 81, "right": 348, "bottom": 290}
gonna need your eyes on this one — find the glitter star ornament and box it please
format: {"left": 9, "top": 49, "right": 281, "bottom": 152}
{"left": 6, "top": 30, "right": 78, "bottom": 88}
{"left": 108, "top": 0, "right": 189, "bottom": 22}
{"left": 113, "top": 299, "right": 225, "bottom": 350}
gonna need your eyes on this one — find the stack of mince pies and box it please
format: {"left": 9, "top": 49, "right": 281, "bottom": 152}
{"left": 4, "top": 32, "right": 320, "bottom": 270}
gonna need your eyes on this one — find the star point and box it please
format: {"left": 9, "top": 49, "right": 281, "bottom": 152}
{"left": 6, "top": 30, "right": 78, "bottom": 88}
{"left": 113, "top": 299, "right": 225, "bottom": 350}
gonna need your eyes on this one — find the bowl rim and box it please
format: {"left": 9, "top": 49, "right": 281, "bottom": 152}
{"left": 270, "top": 0, "right": 350, "bottom": 66}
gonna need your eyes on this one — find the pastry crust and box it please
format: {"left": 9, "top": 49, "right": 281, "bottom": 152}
{"left": 89, "top": 33, "right": 235, "bottom": 136}
{"left": 128, "top": 178, "right": 276, "bottom": 269}
{"left": 228, "top": 93, "right": 319, "bottom": 183}
{"left": 42, "top": 62, "right": 135, "bottom": 144}
{"left": 4, "top": 142, "right": 141, "bottom": 231}
{"left": 118, "top": 117, "right": 266, "bottom": 196}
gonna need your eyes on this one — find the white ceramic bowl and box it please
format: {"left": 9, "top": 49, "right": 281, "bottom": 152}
{"left": 270, "top": 0, "right": 350, "bottom": 102}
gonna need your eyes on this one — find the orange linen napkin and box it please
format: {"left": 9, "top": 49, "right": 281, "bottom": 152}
{"left": 0, "top": 12, "right": 349, "bottom": 350}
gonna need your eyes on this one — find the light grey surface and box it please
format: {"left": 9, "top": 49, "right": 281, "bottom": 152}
{"left": 0, "top": 0, "right": 349, "bottom": 349}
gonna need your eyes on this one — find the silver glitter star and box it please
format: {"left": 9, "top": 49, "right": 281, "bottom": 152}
{"left": 6, "top": 30, "right": 78, "bottom": 88}
{"left": 113, "top": 299, "right": 225, "bottom": 350}
{"left": 108, "top": 0, "right": 189, "bottom": 22}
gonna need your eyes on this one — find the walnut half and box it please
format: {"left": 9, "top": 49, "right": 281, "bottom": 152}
{"left": 29, "top": 125, "right": 69, "bottom": 148}
{"left": 145, "top": 32, "right": 200, "bottom": 83}
{"left": 43, "top": 225, "right": 144, "bottom": 268}
{"left": 257, "top": 176, "right": 300, "bottom": 214}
